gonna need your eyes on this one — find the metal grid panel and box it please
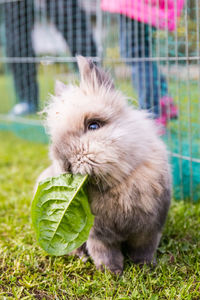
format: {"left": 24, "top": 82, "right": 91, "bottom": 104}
{"left": 0, "top": 0, "right": 199, "bottom": 202}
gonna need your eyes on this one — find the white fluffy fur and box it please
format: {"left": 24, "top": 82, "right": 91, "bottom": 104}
{"left": 38, "top": 56, "right": 171, "bottom": 273}
{"left": 43, "top": 72, "right": 166, "bottom": 184}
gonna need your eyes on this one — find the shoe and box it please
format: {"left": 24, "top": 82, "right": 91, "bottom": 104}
{"left": 8, "top": 102, "right": 37, "bottom": 116}
{"left": 155, "top": 116, "right": 167, "bottom": 136}
{"left": 160, "top": 96, "right": 178, "bottom": 120}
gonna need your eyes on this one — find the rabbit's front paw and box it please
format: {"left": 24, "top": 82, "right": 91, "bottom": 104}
{"left": 87, "top": 236, "right": 124, "bottom": 275}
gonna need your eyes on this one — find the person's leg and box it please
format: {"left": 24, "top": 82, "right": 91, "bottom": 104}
{"left": 4, "top": 0, "right": 38, "bottom": 114}
{"left": 120, "top": 15, "right": 177, "bottom": 123}
{"left": 120, "top": 15, "right": 160, "bottom": 117}
{"left": 131, "top": 60, "right": 161, "bottom": 116}
{"left": 47, "top": 0, "right": 97, "bottom": 58}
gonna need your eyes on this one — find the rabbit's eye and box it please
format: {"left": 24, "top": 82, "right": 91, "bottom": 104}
{"left": 88, "top": 121, "right": 101, "bottom": 131}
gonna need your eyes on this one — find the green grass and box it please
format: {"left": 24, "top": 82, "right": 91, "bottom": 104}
{"left": 0, "top": 64, "right": 200, "bottom": 298}
{"left": 0, "top": 131, "right": 200, "bottom": 299}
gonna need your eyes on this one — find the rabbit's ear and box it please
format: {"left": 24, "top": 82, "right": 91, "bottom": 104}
{"left": 55, "top": 80, "right": 67, "bottom": 96}
{"left": 77, "top": 56, "right": 114, "bottom": 91}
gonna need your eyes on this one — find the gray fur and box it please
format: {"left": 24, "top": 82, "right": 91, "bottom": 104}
{"left": 38, "top": 56, "right": 171, "bottom": 274}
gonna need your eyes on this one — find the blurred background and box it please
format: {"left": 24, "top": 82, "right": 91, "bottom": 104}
{"left": 0, "top": 0, "right": 200, "bottom": 202}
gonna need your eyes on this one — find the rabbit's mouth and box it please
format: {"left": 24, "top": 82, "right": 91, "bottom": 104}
{"left": 69, "top": 158, "right": 94, "bottom": 177}
{"left": 69, "top": 160, "right": 114, "bottom": 189}
{"left": 69, "top": 157, "right": 125, "bottom": 188}
{"left": 68, "top": 151, "right": 101, "bottom": 175}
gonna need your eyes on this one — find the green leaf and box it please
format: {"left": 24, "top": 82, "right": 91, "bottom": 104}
{"left": 31, "top": 173, "right": 94, "bottom": 256}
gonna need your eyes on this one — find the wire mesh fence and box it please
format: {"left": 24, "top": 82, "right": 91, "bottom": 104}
{"left": 0, "top": 0, "right": 199, "bottom": 202}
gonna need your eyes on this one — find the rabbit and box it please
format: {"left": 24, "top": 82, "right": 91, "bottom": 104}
{"left": 38, "top": 56, "right": 171, "bottom": 275}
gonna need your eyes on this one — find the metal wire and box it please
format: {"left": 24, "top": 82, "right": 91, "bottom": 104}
{"left": 1, "top": 56, "right": 200, "bottom": 63}
{"left": 0, "top": 0, "right": 199, "bottom": 201}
